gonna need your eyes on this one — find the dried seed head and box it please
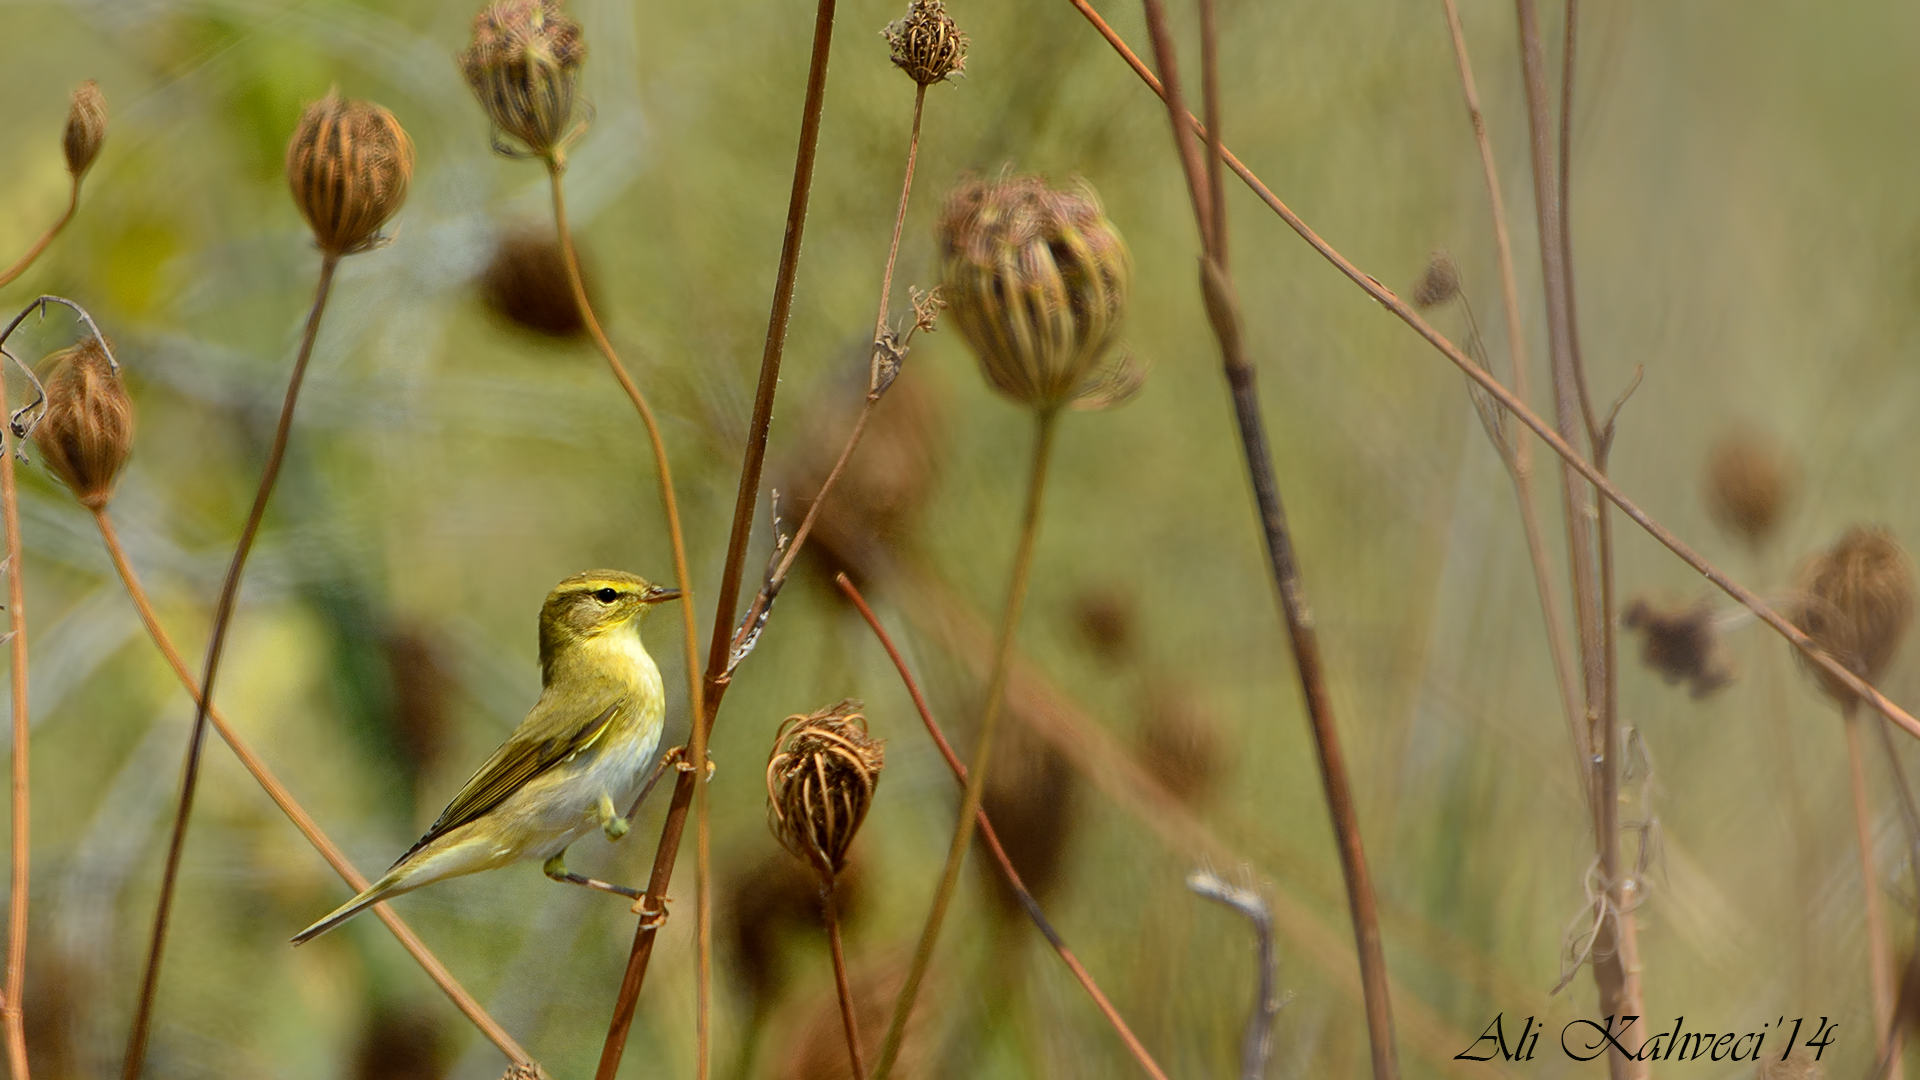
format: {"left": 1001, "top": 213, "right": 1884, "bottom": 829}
{"left": 1071, "top": 585, "right": 1136, "bottom": 664}
{"left": 286, "top": 93, "right": 414, "bottom": 256}
{"left": 980, "top": 720, "right": 1075, "bottom": 918}
{"left": 767, "top": 701, "right": 885, "bottom": 874}
{"left": 1412, "top": 250, "right": 1460, "bottom": 309}
{"left": 33, "top": 336, "right": 132, "bottom": 510}
{"left": 1795, "top": 526, "right": 1915, "bottom": 705}
{"left": 1622, "top": 596, "right": 1734, "bottom": 699}
{"left": 481, "top": 227, "right": 589, "bottom": 339}
{"left": 460, "top": 0, "right": 587, "bottom": 159}
{"left": 500, "top": 1066, "right": 553, "bottom": 1080}
{"left": 1138, "top": 685, "right": 1224, "bottom": 805}
{"left": 939, "top": 174, "right": 1134, "bottom": 411}
{"left": 63, "top": 81, "right": 107, "bottom": 179}
{"left": 1705, "top": 428, "right": 1794, "bottom": 547}
{"left": 884, "top": 0, "right": 967, "bottom": 86}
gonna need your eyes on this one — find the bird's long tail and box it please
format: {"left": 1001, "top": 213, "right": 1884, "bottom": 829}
{"left": 291, "top": 871, "right": 405, "bottom": 945}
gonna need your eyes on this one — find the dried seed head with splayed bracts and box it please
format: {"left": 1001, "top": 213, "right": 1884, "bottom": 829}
{"left": 1795, "top": 525, "right": 1915, "bottom": 706}
{"left": 767, "top": 700, "right": 885, "bottom": 874}
{"left": 481, "top": 227, "right": 589, "bottom": 339}
{"left": 286, "top": 93, "right": 414, "bottom": 256}
{"left": 33, "top": 336, "right": 131, "bottom": 511}
{"left": 1705, "top": 428, "right": 1795, "bottom": 548}
{"left": 460, "top": 0, "right": 587, "bottom": 159}
{"left": 63, "top": 80, "right": 107, "bottom": 179}
{"left": 1412, "top": 250, "right": 1461, "bottom": 309}
{"left": 939, "top": 174, "right": 1138, "bottom": 412}
{"left": 884, "top": 0, "right": 967, "bottom": 86}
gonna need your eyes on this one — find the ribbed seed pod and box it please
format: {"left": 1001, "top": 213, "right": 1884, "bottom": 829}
{"left": 63, "top": 81, "right": 107, "bottom": 179}
{"left": 766, "top": 701, "right": 885, "bottom": 874}
{"left": 939, "top": 174, "right": 1134, "bottom": 412}
{"left": 1795, "top": 526, "right": 1915, "bottom": 705}
{"left": 286, "top": 94, "right": 414, "bottom": 256}
{"left": 33, "top": 336, "right": 131, "bottom": 510}
{"left": 884, "top": 0, "right": 967, "bottom": 86}
{"left": 459, "top": 0, "right": 586, "bottom": 159}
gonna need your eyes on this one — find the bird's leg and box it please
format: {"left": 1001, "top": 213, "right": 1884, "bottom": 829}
{"left": 597, "top": 792, "right": 629, "bottom": 840}
{"left": 543, "top": 851, "right": 644, "bottom": 900}
{"left": 622, "top": 745, "right": 715, "bottom": 821}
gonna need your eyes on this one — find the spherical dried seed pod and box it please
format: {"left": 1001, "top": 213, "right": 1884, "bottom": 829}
{"left": 884, "top": 0, "right": 967, "bottom": 86}
{"left": 766, "top": 700, "right": 884, "bottom": 874}
{"left": 63, "top": 81, "right": 107, "bottom": 179}
{"left": 33, "top": 336, "right": 132, "bottom": 510}
{"left": 938, "top": 174, "right": 1133, "bottom": 411}
{"left": 1795, "top": 525, "right": 1915, "bottom": 706}
{"left": 1412, "top": 250, "right": 1460, "bottom": 309}
{"left": 480, "top": 227, "right": 589, "bottom": 338}
{"left": 459, "top": 0, "right": 587, "bottom": 159}
{"left": 1705, "top": 428, "right": 1794, "bottom": 548}
{"left": 286, "top": 94, "right": 414, "bottom": 256}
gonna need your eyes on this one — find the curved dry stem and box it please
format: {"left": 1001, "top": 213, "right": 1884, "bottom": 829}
{"left": 0, "top": 333, "right": 34, "bottom": 1080}
{"left": 0, "top": 180, "right": 78, "bottom": 290}
{"left": 835, "top": 572, "right": 1173, "bottom": 1080}
{"left": 1065, "top": 0, "right": 1920, "bottom": 744}
{"left": 90, "top": 509, "right": 531, "bottom": 1065}
{"left": 821, "top": 875, "right": 867, "bottom": 1079}
{"left": 545, "top": 160, "right": 711, "bottom": 1078}
{"left": 871, "top": 409, "right": 1058, "bottom": 1080}
{"left": 123, "top": 252, "right": 339, "bottom": 1080}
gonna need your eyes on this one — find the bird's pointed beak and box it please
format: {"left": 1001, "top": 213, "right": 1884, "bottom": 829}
{"left": 641, "top": 585, "right": 681, "bottom": 605}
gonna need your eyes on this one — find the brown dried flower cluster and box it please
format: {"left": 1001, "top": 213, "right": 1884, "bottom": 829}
{"left": 63, "top": 80, "right": 107, "bottom": 179}
{"left": 286, "top": 93, "right": 414, "bottom": 256}
{"left": 767, "top": 700, "right": 885, "bottom": 874}
{"left": 939, "top": 174, "right": 1136, "bottom": 412}
{"left": 460, "top": 0, "right": 587, "bottom": 159}
{"left": 884, "top": 0, "right": 967, "bottom": 86}
{"left": 1412, "top": 250, "right": 1460, "bottom": 309}
{"left": 1622, "top": 596, "right": 1734, "bottom": 699}
{"left": 1795, "top": 525, "right": 1914, "bottom": 706}
{"left": 1705, "top": 428, "right": 1794, "bottom": 548}
{"left": 481, "top": 228, "right": 589, "bottom": 338}
{"left": 33, "top": 336, "right": 132, "bottom": 511}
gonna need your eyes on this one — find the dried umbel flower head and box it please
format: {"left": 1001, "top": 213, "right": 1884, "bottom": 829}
{"left": 481, "top": 227, "right": 589, "bottom": 339}
{"left": 1705, "top": 428, "right": 1795, "bottom": 547}
{"left": 767, "top": 701, "right": 885, "bottom": 874}
{"left": 460, "top": 0, "right": 587, "bottom": 159}
{"left": 1412, "top": 250, "right": 1460, "bottom": 309}
{"left": 884, "top": 0, "right": 967, "bottom": 86}
{"left": 1622, "top": 596, "right": 1734, "bottom": 699}
{"left": 286, "top": 94, "right": 414, "bottom": 256}
{"left": 1071, "top": 585, "right": 1136, "bottom": 664}
{"left": 1795, "top": 526, "right": 1915, "bottom": 705}
{"left": 939, "top": 174, "right": 1135, "bottom": 412}
{"left": 63, "top": 81, "right": 107, "bottom": 179}
{"left": 1138, "top": 685, "right": 1224, "bottom": 805}
{"left": 33, "top": 336, "right": 131, "bottom": 510}
{"left": 500, "top": 1066, "right": 553, "bottom": 1080}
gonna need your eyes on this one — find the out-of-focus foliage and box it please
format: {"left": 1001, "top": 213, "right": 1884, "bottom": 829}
{"left": 2, "top": 0, "right": 1918, "bottom": 1077}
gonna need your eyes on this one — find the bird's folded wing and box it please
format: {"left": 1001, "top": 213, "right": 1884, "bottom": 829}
{"left": 393, "top": 693, "right": 625, "bottom": 867}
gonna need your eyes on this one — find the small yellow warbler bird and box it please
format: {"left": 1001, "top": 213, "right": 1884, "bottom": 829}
{"left": 293, "top": 570, "right": 678, "bottom": 944}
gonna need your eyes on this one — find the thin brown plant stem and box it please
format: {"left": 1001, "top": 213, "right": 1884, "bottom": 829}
{"left": 1139, "top": 1, "right": 1398, "bottom": 1075}
{"left": 875, "top": 85, "right": 927, "bottom": 343}
{"left": 822, "top": 874, "right": 867, "bottom": 1080}
{"left": 123, "top": 251, "right": 339, "bottom": 1080}
{"left": 0, "top": 182, "right": 76, "bottom": 290}
{"left": 1849, "top": 701, "right": 1899, "bottom": 1065}
{"left": 89, "top": 508, "right": 532, "bottom": 1066}
{"left": 835, "top": 572, "right": 1173, "bottom": 1080}
{"left": 545, "top": 159, "right": 711, "bottom": 1080}
{"left": 1438, "top": 0, "right": 1586, "bottom": 783}
{"left": 871, "top": 409, "right": 1059, "bottom": 1080}
{"left": 595, "top": 1, "right": 837, "bottom": 1074}
{"left": 1, "top": 342, "right": 32, "bottom": 1080}
{"left": 1062, "top": 0, "right": 1920, "bottom": 742}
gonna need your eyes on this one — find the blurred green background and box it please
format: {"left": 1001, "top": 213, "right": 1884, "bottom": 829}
{"left": 3, "top": 0, "right": 1920, "bottom": 1076}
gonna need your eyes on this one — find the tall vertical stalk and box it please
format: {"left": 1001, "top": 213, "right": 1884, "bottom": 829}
{"left": 869, "top": 410, "right": 1058, "bottom": 1080}
{"left": 821, "top": 877, "right": 866, "bottom": 1079}
{"left": 1137, "top": 0, "right": 1399, "bottom": 1074}
{"left": 123, "top": 253, "right": 339, "bottom": 1079}
{"left": 1848, "top": 702, "right": 1900, "bottom": 1069}
{"left": 1, "top": 347, "right": 34, "bottom": 1080}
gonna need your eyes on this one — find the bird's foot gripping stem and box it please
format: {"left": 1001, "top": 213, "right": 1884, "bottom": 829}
{"left": 543, "top": 853, "right": 644, "bottom": 901}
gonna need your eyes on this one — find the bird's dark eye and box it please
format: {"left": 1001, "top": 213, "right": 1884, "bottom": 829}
{"left": 594, "top": 588, "right": 620, "bottom": 603}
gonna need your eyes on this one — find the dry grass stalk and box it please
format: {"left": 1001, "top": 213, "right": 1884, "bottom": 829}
{"left": 0, "top": 333, "right": 37, "bottom": 1080}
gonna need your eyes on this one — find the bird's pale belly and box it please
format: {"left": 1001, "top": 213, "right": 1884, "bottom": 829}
{"left": 489, "top": 720, "right": 664, "bottom": 863}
